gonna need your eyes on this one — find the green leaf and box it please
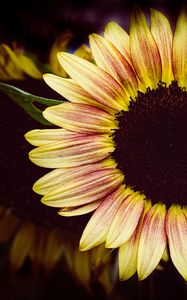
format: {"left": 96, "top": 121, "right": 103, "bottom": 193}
{"left": 0, "top": 82, "right": 64, "bottom": 125}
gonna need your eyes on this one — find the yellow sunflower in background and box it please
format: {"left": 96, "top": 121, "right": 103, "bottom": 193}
{"left": 0, "top": 206, "right": 116, "bottom": 295}
{"left": 25, "top": 7, "right": 187, "bottom": 281}
{"left": 0, "top": 206, "right": 64, "bottom": 273}
{"left": 0, "top": 32, "right": 92, "bottom": 81}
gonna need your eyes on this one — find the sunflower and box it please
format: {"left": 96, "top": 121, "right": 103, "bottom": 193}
{"left": 63, "top": 240, "right": 117, "bottom": 294}
{"left": 0, "top": 206, "right": 64, "bottom": 273}
{"left": 0, "top": 33, "right": 92, "bottom": 81}
{"left": 25, "top": 7, "right": 187, "bottom": 281}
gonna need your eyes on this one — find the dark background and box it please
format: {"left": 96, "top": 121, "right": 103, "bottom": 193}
{"left": 0, "top": 0, "right": 187, "bottom": 299}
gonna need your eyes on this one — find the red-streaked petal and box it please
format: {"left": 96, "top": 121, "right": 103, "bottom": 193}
{"left": 130, "top": 7, "right": 161, "bottom": 88}
{"left": 25, "top": 129, "right": 87, "bottom": 147}
{"left": 42, "top": 168, "right": 124, "bottom": 207}
{"left": 89, "top": 33, "right": 138, "bottom": 99}
{"left": 106, "top": 193, "right": 145, "bottom": 248}
{"left": 119, "top": 200, "right": 152, "bottom": 280}
{"left": 173, "top": 6, "right": 187, "bottom": 88}
{"left": 57, "top": 52, "right": 128, "bottom": 112}
{"left": 58, "top": 200, "right": 102, "bottom": 216}
{"left": 104, "top": 21, "right": 133, "bottom": 68}
{"left": 43, "top": 102, "right": 117, "bottom": 133}
{"left": 166, "top": 205, "right": 187, "bottom": 280}
{"left": 29, "top": 134, "right": 114, "bottom": 168}
{"left": 33, "top": 158, "right": 117, "bottom": 195}
{"left": 137, "top": 203, "right": 166, "bottom": 280}
{"left": 43, "top": 74, "right": 108, "bottom": 109}
{"left": 150, "top": 9, "right": 174, "bottom": 85}
{"left": 79, "top": 186, "right": 132, "bottom": 251}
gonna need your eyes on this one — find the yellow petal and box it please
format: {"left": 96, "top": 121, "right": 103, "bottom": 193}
{"left": 106, "top": 193, "right": 144, "bottom": 248}
{"left": 25, "top": 128, "right": 84, "bottom": 146}
{"left": 89, "top": 33, "right": 138, "bottom": 99}
{"left": 130, "top": 7, "right": 161, "bottom": 88}
{"left": 10, "top": 223, "right": 35, "bottom": 270}
{"left": 42, "top": 168, "right": 123, "bottom": 207}
{"left": 2, "top": 44, "right": 42, "bottom": 79}
{"left": 29, "top": 134, "right": 114, "bottom": 168}
{"left": 119, "top": 200, "right": 151, "bottom": 280}
{"left": 73, "top": 44, "right": 93, "bottom": 62}
{"left": 173, "top": 6, "right": 187, "bottom": 88}
{"left": 166, "top": 205, "right": 187, "bottom": 280}
{"left": 79, "top": 186, "right": 131, "bottom": 251}
{"left": 43, "top": 102, "right": 117, "bottom": 133}
{"left": 119, "top": 237, "right": 138, "bottom": 280}
{"left": 57, "top": 52, "right": 128, "bottom": 112}
{"left": 43, "top": 230, "right": 63, "bottom": 273}
{"left": 137, "top": 203, "right": 166, "bottom": 280}
{"left": 104, "top": 21, "right": 133, "bottom": 68}
{"left": 58, "top": 200, "right": 101, "bottom": 216}
{"left": 44, "top": 74, "right": 102, "bottom": 108}
{"left": 150, "top": 9, "right": 174, "bottom": 85}
{"left": 33, "top": 158, "right": 116, "bottom": 195}
{"left": 49, "top": 31, "right": 73, "bottom": 77}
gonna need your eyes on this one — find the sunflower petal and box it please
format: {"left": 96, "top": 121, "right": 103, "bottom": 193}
{"left": 130, "top": 7, "right": 161, "bottom": 88}
{"left": 104, "top": 21, "right": 133, "bottom": 68}
{"left": 43, "top": 102, "right": 117, "bottom": 133}
{"left": 25, "top": 129, "right": 86, "bottom": 146}
{"left": 43, "top": 230, "right": 63, "bottom": 273}
{"left": 58, "top": 200, "right": 102, "bottom": 216}
{"left": 33, "top": 158, "right": 116, "bottom": 195}
{"left": 137, "top": 203, "right": 166, "bottom": 280}
{"left": 89, "top": 34, "right": 138, "bottom": 99}
{"left": 29, "top": 135, "right": 114, "bottom": 168}
{"left": 119, "top": 200, "right": 152, "bottom": 280}
{"left": 150, "top": 9, "right": 174, "bottom": 84}
{"left": 119, "top": 235, "right": 138, "bottom": 280}
{"left": 57, "top": 52, "right": 128, "bottom": 111}
{"left": 43, "top": 74, "right": 103, "bottom": 108}
{"left": 173, "top": 6, "right": 187, "bottom": 88}
{"left": 106, "top": 193, "right": 144, "bottom": 248}
{"left": 79, "top": 186, "right": 132, "bottom": 251}
{"left": 42, "top": 168, "right": 124, "bottom": 207}
{"left": 10, "top": 223, "right": 35, "bottom": 270}
{"left": 166, "top": 205, "right": 187, "bottom": 280}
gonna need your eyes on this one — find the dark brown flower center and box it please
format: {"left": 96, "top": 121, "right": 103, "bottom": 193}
{"left": 112, "top": 81, "right": 187, "bottom": 207}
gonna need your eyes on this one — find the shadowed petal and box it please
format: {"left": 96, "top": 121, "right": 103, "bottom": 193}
{"left": 43, "top": 102, "right": 117, "bottom": 133}
{"left": 58, "top": 200, "right": 102, "bottom": 216}
{"left": 57, "top": 52, "right": 128, "bottom": 111}
{"left": 173, "top": 6, "right": 187, "bottom": 88}
{"left": 119, "top": 200, "right": 151, "bottom": 280}
{"left": 166, "top": 205, "right": 187, "bottom": 280}
{"left": 42, "top": 230, "right": 63, "bottom": 273}
{"left": 130, "top": 7, "right": 161, "bottom": 88}
{"left": 106, "top": 193, "right": 145, "bottom": 248}
{"left": 79, "top": 186, "right": 132, "bottom": 251}
{"left": 10, "top": 224, "right": 35, "bottom": 270}
{"left": 42, "top": 168, "right": 124, "bottom": 207}
{"left": 137, "top": 203, "right": 166, "bottom": 280}
{"left": 150, "top": 9, "right": 174, "bottom": 84}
